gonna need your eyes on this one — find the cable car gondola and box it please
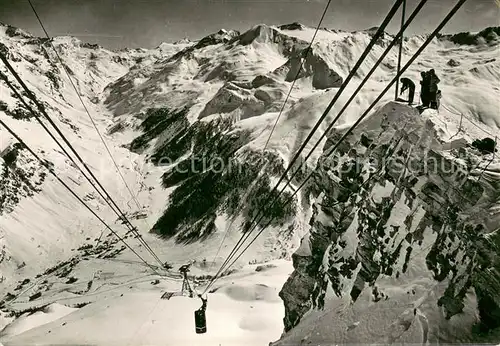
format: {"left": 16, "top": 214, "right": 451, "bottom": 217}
{"left": 194, "top": 295, "right": 207, "bottom": 334}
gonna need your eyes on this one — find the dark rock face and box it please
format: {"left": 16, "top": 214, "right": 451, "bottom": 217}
{"left": 0, "top": 72, "right": 36, "bottom": 121}
{"left": 280, "top": 244, "right": 317, "bottom": 330}
{"left": 167, "top": 29, "right": 240, "bottom": 63}
{"left": 198, "top": 83, "right": 266, "bottom": 120}
{"left": 4, "top": 25, "right": 32, "bottom": 39}
{"left": 251, "top": 75, "right": 278, "bottom": 89}
{"left": 364, "top": 27, "right": 389, "bottom": 46}
{"left": 440, "top": 27, "right": 500, "bottom": 46}
{"left": 235, "top": 25, "right": 308, "bottom": 57}
{"left": 306, "top": 54, "right": 344, "bottom": 90}
{"left": 0, "top": 100, "right": 32, "bottom": 121}
{"left": 0, "top": 144, "right": 47, "bottom": 215}
{"left": 279, "top": 102, "right": 500, "bottom": 336}
{"left": 274, "top": 47, "right": 344, "bottom": 89}
{"left": 447, "top": 59, "right": 461, "bottom": 67}
{"left": 278, "top": 22, "right": 306, "bottom": 31}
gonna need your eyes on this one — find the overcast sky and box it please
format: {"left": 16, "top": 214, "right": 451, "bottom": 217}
{"left": 0, "top": 0, "right": 498, "bottom": 50}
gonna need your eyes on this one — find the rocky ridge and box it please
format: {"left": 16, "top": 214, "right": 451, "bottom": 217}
{"left": 276, "top": 102, "right": 500, "bottom": 343}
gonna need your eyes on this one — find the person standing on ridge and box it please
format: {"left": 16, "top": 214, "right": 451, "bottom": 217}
{"left": 399, "top": 77, "right": 415, "bottom": 105}
{"left": 427, "top": 69, "right": 441, "bottom": 110}
{"left": 420, "top": 71, "right": 430, "bottom": 108}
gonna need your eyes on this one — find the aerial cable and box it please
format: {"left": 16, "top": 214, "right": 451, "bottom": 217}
{"left": 224, "top": 0, "right": 469, "bottom": 279}
{"left": 257, "top": 0, "right": 427, "bottom": 229}
{"left": 215, "top": 0, "right": 405, "bottom": 274}
{"left": 315, "top": 0, "right": 468, "bottom": 162}
{"left": 0, "top": 118, "right": 162, "bottom": 277}
{"left": 276, "top": 0, "right": 430, "bottom": 192}
{"left": 0, "top": 68, "right": 164, "bottom": 268}
{"left": 0, "top": 70, "right": 120, "bottom": 216}
{"left": 212, "top": 0, "right": 333, "bottom": 266}
{"left": 0, "top": 66, "right": 162, "bottom": 264}
{"left": 205, "top": 0, "right": 469, "bottom": 291}
{"left": 26, "top": 0, "right": 163, "bottom": 266}
{"left": 0, "top": 52, "right": 164, "bottom": 268}
{"left": 263, "top": 0, "right": 333, "bottom": 151}
{"left": 394, "top": 0, "right": 407, "bottom": 99}
{"left": 217, "top": 0, "right": 431, "bottom": 275}
{"left": 206, "top": 0, "right": 406, "bottom": 287}
{"left": 205, "top": 127, "right": 410, "bottom": 293}
{"left": 209, "top": 162, "right": 269, "bottom": 267}
{"left": 246, "top": 0, "right": 429, "bottom": 230}
{"left": 258, "top": 0, "right": 405, "bottom": 193}
{"left": 226, "top": 0, "right": 470, "bottom": 278}
{"left": 27, "top": 0, "right": 141, "bottom": 211}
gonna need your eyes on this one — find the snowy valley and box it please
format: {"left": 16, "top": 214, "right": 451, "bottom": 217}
{"left": 0, "top": 20, "right": 499, "bottom": 345}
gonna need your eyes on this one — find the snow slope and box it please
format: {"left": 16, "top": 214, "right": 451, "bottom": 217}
{"left": 1, "top": 258, "right": 293, "bottom": 346}
{"left": 1, "top": 303, "right": 77, "bottom": 338}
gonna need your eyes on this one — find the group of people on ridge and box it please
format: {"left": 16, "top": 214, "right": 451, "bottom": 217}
{"left": 400, "top": 69, "right": 441, "bottom": 110}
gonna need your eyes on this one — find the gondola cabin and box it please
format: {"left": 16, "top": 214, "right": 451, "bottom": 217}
{"left": 194, "top": 308, "right": 207, "bottom": 334}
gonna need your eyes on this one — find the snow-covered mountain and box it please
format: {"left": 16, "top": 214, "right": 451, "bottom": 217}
{"left": 0, "top": 20, "right": 499, "bottom": 345}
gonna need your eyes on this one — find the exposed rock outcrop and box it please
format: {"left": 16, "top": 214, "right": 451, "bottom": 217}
{"left": 440, "top": 27, "right": 500, "bottom": 46}
{"left": 251, "top": 75, "right": 278, "bottom": 89}
{"left": 167, "top": 29, "right": 240, "bottom": 63}
{"left": 0, "top": 144, "right": 48, "bottom": 215}
{"left": 277, "top": 102, "right": 500, "bottom": 342}
{"left": 198, "top": 82, "right": 266, "bottom": 119}
{"left": 278, "top": 22, "right": 306, "bottom": 31}
{"left": 447, "top": 59, "right": 461, "bottom": 67}
{"left": 235, "top": 24, "right": 308, "bottom": 56}
{"left": 273, "top": 47, "right": 344, "bottom": 89}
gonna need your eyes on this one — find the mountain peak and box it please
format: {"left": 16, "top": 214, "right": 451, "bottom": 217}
{"left": 439, "top": 26, "right": 500, "bottom": 46}
{"left": 278, "top": 22, "right": 306, "bottom": 31}
{"left": 362, "top": 26, "right": 389, "bottom": 35}
{"left": 1, "top": 24, "right": 33, "bottom": 39}
{"left": 172, "top": 38, "right": 191, "bottom": 45}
